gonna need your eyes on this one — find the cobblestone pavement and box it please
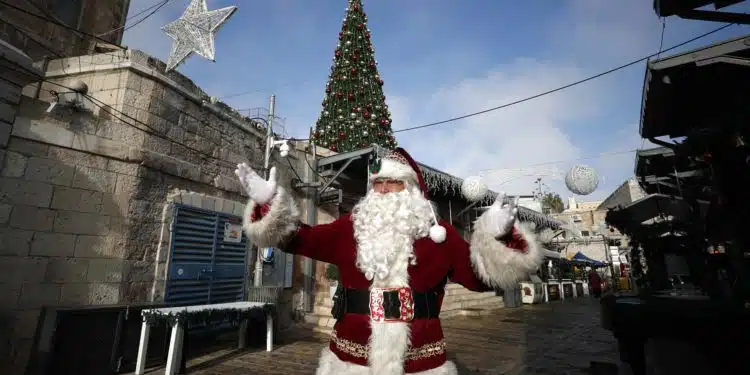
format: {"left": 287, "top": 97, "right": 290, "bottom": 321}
{"left": 167, "top": 298, "right": 622, "bottom": 375}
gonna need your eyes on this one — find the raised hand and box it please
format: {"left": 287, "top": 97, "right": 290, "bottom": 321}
{"left": 234, "top": 163, "right": 278, "bottom": 205}
{"left": 485, "top": 193, "right": 519, "bottom": 239}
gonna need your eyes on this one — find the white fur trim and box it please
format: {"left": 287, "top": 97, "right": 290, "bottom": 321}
{"left": 371, "top": 158, "right": 418, "bottom": 183}
{"left": 469, "top": 218, "right": 544, "bottom": 291}
{"left": 241, "top": 187, "right": 300, "bottom": 249}
{"left": 315, "top": 347, "right": 458, "bottom": 375}
{"left": 429, "top": 225, "right": 446, "bottom": 243}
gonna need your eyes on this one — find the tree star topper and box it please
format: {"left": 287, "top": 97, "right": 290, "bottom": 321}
{"left": 161, "top": 0, "right": 237, "bottom": 72}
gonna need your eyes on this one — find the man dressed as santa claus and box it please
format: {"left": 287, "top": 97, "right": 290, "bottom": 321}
{"left": 236, "top": 147, "right": 546, "bottom": 375}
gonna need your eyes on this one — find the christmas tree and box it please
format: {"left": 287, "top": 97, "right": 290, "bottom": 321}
{"left": 312, "top": 0, "right": 396, "bottom": 153}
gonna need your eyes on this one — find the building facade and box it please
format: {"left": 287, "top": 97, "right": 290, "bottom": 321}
{"left": 0, "top": 0, "right": 129, "bottom": 61}
{"left": 0, "top": 48, "right": 317, "bottom": 373}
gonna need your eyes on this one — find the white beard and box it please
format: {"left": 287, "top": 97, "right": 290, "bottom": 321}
{"left": 351, "top": 185, "right": 434, "bottom": 375}
{"left": 352, "top": 186, "right": 434, "bottom": 283}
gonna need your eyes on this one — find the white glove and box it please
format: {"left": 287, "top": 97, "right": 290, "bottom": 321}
{"left": 485, "top": 193, "right": 519, "bottom": 240}
{"left": 234, "top": 163, "right": 278, "bottom": 205}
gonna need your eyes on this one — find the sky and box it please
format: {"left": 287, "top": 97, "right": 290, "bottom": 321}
{"left": 122, "top": 0, "right": 750, "bottom": 203}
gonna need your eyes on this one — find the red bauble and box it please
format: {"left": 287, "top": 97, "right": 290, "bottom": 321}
{"left": 366, "top": 32, "right": 371, "bottom": 39}
{"left": 378, "top": 79, "right": 384, "bottom": 85}
{"left": 377, "top": 132, "right": 383, "bottom": 137}
{"left": 357, "top": 23, "right": 364, "bottom": 30}
{"left": 339, "top": 132, "right": 346, "bottom": 140}
{"left": 380, "top": 119, "right": 387, "bottom": 125}
{"left": 338, "top": 32, "right": 343, "bottom": 40}
{"left": 369, "top": 62, "right": 376, "bottom": 69}
{"left": 330, "top": 144, "right": 338, "bottom": 152}
{"left": 351, "top": 68, "right": 357, "bottom": 74}
{"left": 335, "top": 50, "right": 341, "bottom": 58}
{"left": 353, "top": 4, "right": 360, "bottom": 11}
{"left": 347, "top": 94, "right": 354, "bottom": 101}
{"left": 325, "top": 87, "right": 331, "bottom": 94}
{"left": 352, "top": 55, "right": 358, "bottom": 61}
{"left": 352, "top": 107, "right": 359, "bottom": 113}
{"left": 363, "top": 111, "right": 370, "bottom": 118}
{"left": 336, "top": 92, "right": 344, "bottom": 98}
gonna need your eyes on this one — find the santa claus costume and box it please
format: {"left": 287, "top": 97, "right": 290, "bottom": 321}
{"left": 236, "top": 148, "right": 546, "bottom": 375}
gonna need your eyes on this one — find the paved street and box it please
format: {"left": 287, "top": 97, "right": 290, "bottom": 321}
{"left": 161, "top": 298, "right": 622, "bottom": 374}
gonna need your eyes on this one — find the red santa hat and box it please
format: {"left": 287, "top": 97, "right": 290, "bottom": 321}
{"left": 368, "top": 148, "right": 447, "bottom": 243}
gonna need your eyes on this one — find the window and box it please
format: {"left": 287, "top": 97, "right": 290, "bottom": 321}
{"left": 54, "top": 0, "right": 84, "bottom": 28}
{"left": 581, "top": 230, "right": 590, "bottom": 237}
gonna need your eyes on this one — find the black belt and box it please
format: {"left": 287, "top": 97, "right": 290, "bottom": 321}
{"left": 332, "top": 283, "right": 445, "bottom": 321}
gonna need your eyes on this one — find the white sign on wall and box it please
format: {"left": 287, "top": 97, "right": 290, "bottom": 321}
{"left": 223, "top": 223, "right": 242, "bottom": 243}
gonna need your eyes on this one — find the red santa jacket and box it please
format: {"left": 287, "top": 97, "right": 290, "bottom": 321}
{"left": 249, "top": 205, "right": 530, "bottom": 373}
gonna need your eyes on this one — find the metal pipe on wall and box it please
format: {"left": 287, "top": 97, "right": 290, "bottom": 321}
{"left": 303, "top": 128, "right": 317, "bottom": 312}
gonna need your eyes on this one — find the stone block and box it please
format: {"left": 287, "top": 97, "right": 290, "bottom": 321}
{"left": 0, "top": 121, "right": 10, "bottom": 147}
{"left": 29, "top": 232, "right": 76, "bottom": 257}
{"left": 18, "top": 283, "right": 61, "bottom": 308}
{"left": 122, "top": 281, "right": 152, "bottom": 303}
{"left": 127, "top": 199, "right": 162, "bottom": 218}
{"left": 106, "top": 159, "right": 139, "bottom": 176}
{"left": 90, "top": 72, "right": 122, "bottom": 92}
{"left": 143, "top": 135, "right": 171, "bottom": 154}
{"left": 11, "top": 117, "right": 75, "bottom": 148}
{"left": 0, "top": 203, "right": 11, "bottom": 224}
{"left": 51, "top": 186, "right": 103, "bottom": 213}
{"left": 95, "top": 119, "right": 147, "bottom": 145}
{"left": 0, "top": 78, "right": 22, "bottom": 104}
{"left": 86, "top": 258, "right": 125, "bottom": 282}
{"left": 72, "top": 165, "right": 117, "bottom": 192}
{"left": 7, "top": 137, "right": 49, "bottom": 157}
{"left": 0, "top": 256, "right": 48, "bottom": 284}
{"left": 13, "top": 309, "right": 41, "bottom": 340}
{"left": 60, "top": 282, "right": 121, "bottom": 306}
{"left": 120, "top": 71, "right": 142, "bottom": 92}
{"left": 0, "top": 285, "right": 20, "bottom": 310}
{"left": 24, "top": 157, "right": 75, "bottom": 186}
{"left": 0, "top": 101, "right": 16, "bottom": 124}
{"left": 0, "top": 178, "right": 54, "bottom": 207}
{"left": 9, "top": 205, "right": 55, "bottom": 231}
{"left": 1, "top": 150, "right": 27, "bottom": 177}
{"left": 53, "top": 211, "right": 111, "bottom": 235}
{"left": 71, "top": 133, "right": 130, "bottom": 160}
{"left": 114, "top": 173, "right": 140, "bottom": 196}
{"left": 45, "top": 257, "right": 89, "bottom": 283}
{"left": 0, "top": 227, "right": 33, "bottom": 256}
{"left": 47, "top": 147, "right": 108, "bottom": 169}
{"left": 74, "top": 234, "right": 126, "bottom": 259}
{"left": 232, "top": 201, "right": 245, "bottom": 216}
{"left": 99, "top": 192, "right": 128, "bottom": 217}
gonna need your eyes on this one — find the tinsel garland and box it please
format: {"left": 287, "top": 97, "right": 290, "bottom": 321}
{"left": 142, "top": 304, "right": 276, "bottom": 328}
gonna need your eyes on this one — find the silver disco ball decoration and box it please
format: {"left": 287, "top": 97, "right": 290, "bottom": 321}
{"left": 565, "top": 165, "right": 599, "bottom": 195}
{"left": 461, "top": 176, "right": 488, "bottom": 202}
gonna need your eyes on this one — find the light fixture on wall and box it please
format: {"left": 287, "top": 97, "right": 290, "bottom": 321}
{"left": 273, "top": 139, "right": 291, "bottom": 158}
{"left": 47, "top": 80, "right": 89, "bottom": 113}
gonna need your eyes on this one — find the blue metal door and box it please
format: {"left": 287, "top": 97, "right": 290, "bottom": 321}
{"left": 165, "top": 204, "right": 249, "bottom": 306}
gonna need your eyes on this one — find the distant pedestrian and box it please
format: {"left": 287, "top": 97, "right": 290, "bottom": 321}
{"left": 588, "top": 270, "right": 602, "bottom": 298}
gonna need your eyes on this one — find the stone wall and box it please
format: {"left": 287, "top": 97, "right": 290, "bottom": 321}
{"left": 0, "top": 0, "right": 129, "bottom": 61}
{"left": 0, "top": 49, "right": 313, "bottom": 372}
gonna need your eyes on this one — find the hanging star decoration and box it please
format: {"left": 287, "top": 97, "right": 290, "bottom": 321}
{"left": 161, "top": 0, "right": 237, "bottom": 72}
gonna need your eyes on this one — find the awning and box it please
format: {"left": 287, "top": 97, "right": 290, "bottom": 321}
{"left": 570, "top": 251, "right": 605, "bottom": 267}
{"left": 639, "top": 34, "right": 750, "bottom": 139}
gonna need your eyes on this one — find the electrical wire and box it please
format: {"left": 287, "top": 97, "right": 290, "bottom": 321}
{"left": 6, "top": 62, "right": 265, "bottom": 174}
{"left": 1, "top": 0, "right": 126, "bottom": 47}
{"left": 289, "top": 22, "right": 735, "bottom": 142}
{"left": 390, "top": 23, "right": 734, "bottom": 134}
{"left": 478, "top": 149, "right": 639, "bottom": 173}
{"left": 9, "top": 24, "right": 266, "bottom": 162}
{"left": 98, "top": 0, "right": 174, "bottom": 37}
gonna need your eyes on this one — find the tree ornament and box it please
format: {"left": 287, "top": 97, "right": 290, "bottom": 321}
{"left": 339, "top": 132, "right": 346, "bottom": 140}
{"left": 461, "top": 176, "right": 488, "bottom": 202}
{"left": 565, "top": 165, "right": 599, "bottom": 195}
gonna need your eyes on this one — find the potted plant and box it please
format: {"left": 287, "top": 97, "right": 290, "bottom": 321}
{"left": 326, "top": 264, "right": 340, "bottom": 302}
